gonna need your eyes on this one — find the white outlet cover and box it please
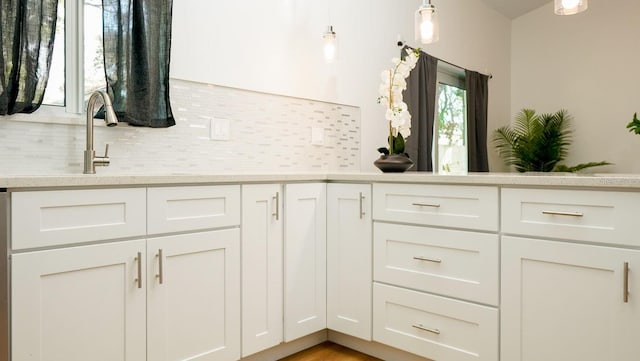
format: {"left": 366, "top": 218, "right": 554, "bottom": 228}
{"left": 210, "top": 118, "right": 231, "bottom": 140}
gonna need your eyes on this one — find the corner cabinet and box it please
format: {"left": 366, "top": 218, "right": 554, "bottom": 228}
{"left": 284, "top": 183, "right": 327, "bottom": 342}
{"left": 241, "top": 184, "right": 283, "bottom": 357}
{"left": 327, "top": 183, "right": 372, "bottom": 341}
{"left": 501, "top": 188, "right": 640, "bottom": 361}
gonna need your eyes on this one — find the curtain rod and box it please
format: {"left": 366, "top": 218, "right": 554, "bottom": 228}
{"left": 397, "top": 41, "right": 493, "bottom": 79}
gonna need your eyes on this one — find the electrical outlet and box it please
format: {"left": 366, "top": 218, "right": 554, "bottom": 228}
{"left": 210, "top": 118, "right": 231, "bottom": 140}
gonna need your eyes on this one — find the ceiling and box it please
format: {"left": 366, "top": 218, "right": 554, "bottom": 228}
{"left": 480, "top": 0, "right": 551, "bottom": 19}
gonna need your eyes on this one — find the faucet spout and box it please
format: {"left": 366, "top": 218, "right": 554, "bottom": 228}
{"left": 83, "top": 91, "right": 119, "bottom": 174}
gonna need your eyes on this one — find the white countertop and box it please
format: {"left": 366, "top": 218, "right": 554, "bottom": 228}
{"left": 3, "top": 171, "right": 640, "bottom": 190}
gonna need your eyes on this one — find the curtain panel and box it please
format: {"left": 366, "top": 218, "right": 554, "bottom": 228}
{"left": 0, "top": 0, "right": 58, "bottom": 115}
{"left": 466, "top": 70, "right": 490, "bottom": 172}
{"left": 403, "top": 47, "right": 438, "bottom": 172}
{"left": 102, "top": 0, "right": 175, "bottom": 127}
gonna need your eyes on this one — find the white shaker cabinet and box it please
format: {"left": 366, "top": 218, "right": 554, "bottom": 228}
{"left": 146, "top": 229, "right": 241, "bottom": 361}
{"left": 372, "top": 183, "right": 499, "bottom": 361}
{"left": 501, "top": 236, "right": 640, "bottom": 361}
{"left": 241, "top": 184, "right": 283, "bottom": 357}
{"left": 501, "top": 188, "right": 640, "bottom": 361}
{"left": 284, "top": 183, "right": 327, "bottom": 342}
{"left": 146, "top": 185, "right": 241, "bottom": 361}
{"left": 12, "top": 240, "right": 147, "bottom": 361}
{"left": 327, "top": 183, "right": 372, "bottom": 341}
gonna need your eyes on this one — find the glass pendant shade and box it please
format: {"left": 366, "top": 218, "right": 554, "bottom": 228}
{"left": 554, "top": 0, "right": 588, "bottom": 15}
{"left": 323, "top": 26, "right": 337, "bottom": 63}
{"left": 415, "top": 1, "right": 439, "bottom": 44}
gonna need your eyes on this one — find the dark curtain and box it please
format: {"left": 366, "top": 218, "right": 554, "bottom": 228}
{"left": 0, "top": 0, "right": 58, "bottom": 115}
{"left": 102, "top": 0, "right": 175, "bottom": 127}
{"left": 404, "top": 47, "right": 438, "bottom": 171}
{"left": 466, "top": 70, "right": 490, "bottom": 172}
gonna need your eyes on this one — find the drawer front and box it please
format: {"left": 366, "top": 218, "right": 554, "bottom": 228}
{"left": 374, "top": 222, "right": 499, "bottom": 306}
{"left": 148, "top": 185, "right": 240, "bottom": 234}
{"left": 502, "top": 188, "right": 640, "bottom": 246}
{"left": 11, "top": 188, "right": 146, "bottom": 250}
{"left": 373, "top": 283, "right": 498, "bottom": 361}
{"left": 373, "top": 183, "right": 498, "bottom": 231}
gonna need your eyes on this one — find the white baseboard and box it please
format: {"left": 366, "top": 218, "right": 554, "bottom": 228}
{"left": 238, "top": 329, "right": 431, "bottom": 361}
{"left": 328, "top": 330, "right": 432, "bottom": 361}
{"left": 241, "top": 330, "right": 328, "bottom": 361}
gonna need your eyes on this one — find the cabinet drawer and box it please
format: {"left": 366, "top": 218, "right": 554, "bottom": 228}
{"left": 373, "top": 183, "right": 498, "bottom": 231}
{"left": 11, "top": 188, "right": 146, "bottom": 250}
{"left": 502, "top": 188, "right": 640, "bottom": 246}
{"left": 374, "top": 222, "right": 498, "bottom": 306}
{"left": 148, "top": 185, "right": 240, "bottom": 234}
{"left": 373, "top": 283, "right": 498, "bottom": 361}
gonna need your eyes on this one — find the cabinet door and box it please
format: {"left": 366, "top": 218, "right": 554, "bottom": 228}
{"left": 502, "top": 236, "right": 640, "bottom": 361}
{"left": 147, "top": 229, "right": 240, "bottom": 361}
{"left": 241, "top": 184, "right": 283, "bottom": 357}
{"left": 12, "top": 240, "right": 146, "bottom": 361}
{"left": 327, "top": 183, "right": 372, "bottom": 340}
{"left": 284, "top": 183, "right": 327, "bottom": 342}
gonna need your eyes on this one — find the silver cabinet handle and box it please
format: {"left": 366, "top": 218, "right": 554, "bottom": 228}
{"left": 624, "top": 262, "right": 630, "bottom": 303}
{"left": 412, "top": 202, "right": 441, "bottom": 208}
{"left": 412, "top": 323, "right": 440, "bottom": 335}
{"left": 359, "top": 192, "right": 366, "bottom": 219}
{"left": 157, "top": 249, "right": 164, "bottom": 285}
{"left": 542, "top": 210, "right": 584, "bottom": 217}
{"left": 135, "top": 252, "right": 142, "bottom": 289}
{"left": 413, "top": 256, "right": 442, "bottom": 264}
{"left": 272, "top": 192, "right": 280, "bottom": 221}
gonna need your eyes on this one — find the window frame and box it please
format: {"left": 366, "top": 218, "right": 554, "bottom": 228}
{"left": 64, "top": 0, "right": 85, "bottom": 114}
{"left": 433, "top": 64, "right": 467, "bottom": 173}
{"left": 9, "top": 0, "right": 91, "bottom": 124}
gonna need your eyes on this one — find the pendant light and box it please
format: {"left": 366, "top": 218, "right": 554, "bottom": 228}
{"left": 415, "top": 0, "right": 439, "bottom": 44}
{"left": 554, "top": 0, "right": 588, "bottom": 15}
{"left": 323, "top": 26, "right": 338, "bottom": 63}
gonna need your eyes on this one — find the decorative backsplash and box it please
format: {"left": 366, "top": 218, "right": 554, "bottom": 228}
{"left": 0, "top": 79, "right": 360, "bottom": 175}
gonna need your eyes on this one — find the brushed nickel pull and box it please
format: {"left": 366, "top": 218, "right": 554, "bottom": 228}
{"left": 542, "top": 210, "right": 584, "bottom": 217}
{"left": 157, "top": 249, "right": 164, "bottom": 285}
{"left": 412, "top": 202, "right": 441, "bottom": 208}
{"left": 624, "top": 262, "right": 630, "bottom": 303}
{"left": 412, "top": 323, "right": 440, "bottom": 335}
{"left": 273, "top": 192, "right": 280, "bottom": 221}
{"left": 359, "top": 192, "right": 365, "bottom": 219}
{"left": 135, "top": 252, "right": 142, "bottom": 289}
{"left": 413, "top": 256, "right": 442, "bottom": 264}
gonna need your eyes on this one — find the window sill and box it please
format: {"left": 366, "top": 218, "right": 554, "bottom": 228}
{"left": 2, "top": 105, "right": 131, "bottom": 129}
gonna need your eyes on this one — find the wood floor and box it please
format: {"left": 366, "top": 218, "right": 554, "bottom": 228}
{"left": 279, "top": 342, "right": 382, "bottom": 361}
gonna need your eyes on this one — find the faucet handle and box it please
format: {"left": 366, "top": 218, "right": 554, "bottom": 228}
{"left": 94, "top": 144, "right": 111, "bottom": 167}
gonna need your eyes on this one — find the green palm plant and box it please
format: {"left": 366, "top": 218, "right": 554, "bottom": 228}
{"left": 493, "top": 109, "right": 610, "bottom": 173}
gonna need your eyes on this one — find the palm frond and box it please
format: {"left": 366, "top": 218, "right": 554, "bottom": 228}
{"left": 493, "top": 109, "right": 574, "bottom": 172}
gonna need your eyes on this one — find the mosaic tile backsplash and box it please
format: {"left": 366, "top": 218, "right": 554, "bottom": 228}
{"left": 0, "top": 79, "right": 360, "bottom": 175}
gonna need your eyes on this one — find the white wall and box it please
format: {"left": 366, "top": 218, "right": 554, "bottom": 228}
{"left": 0, "top": 0, "right": 510, "bottom": 175}
{"left": 512, "top": 0, "right": 640, "bottom": 173}
{"left": 171, "top": 0, "right": 511, "bottom": 171}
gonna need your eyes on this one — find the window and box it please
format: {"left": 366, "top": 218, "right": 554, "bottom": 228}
{"left": 42, "top": 0, "right": 106, "bottom": 112}
{"left": 434, "top": 65, "right": 467, "bottom": 173}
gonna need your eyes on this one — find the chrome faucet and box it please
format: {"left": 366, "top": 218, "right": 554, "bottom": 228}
{"left": 83, "top": 91, "right": 119, "bottom": 174}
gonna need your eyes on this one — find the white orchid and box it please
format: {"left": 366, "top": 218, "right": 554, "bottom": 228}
{"left": 377, "top": 47, "right": 421, "bottom": 155}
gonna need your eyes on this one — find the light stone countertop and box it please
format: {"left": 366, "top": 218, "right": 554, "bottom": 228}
{"left": 3, "top": 171, "right": 640, "bottom": 190}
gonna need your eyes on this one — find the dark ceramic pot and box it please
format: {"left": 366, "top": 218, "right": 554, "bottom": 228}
{"left": 373, "top": 154, "right": 414, "bottom": 173}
